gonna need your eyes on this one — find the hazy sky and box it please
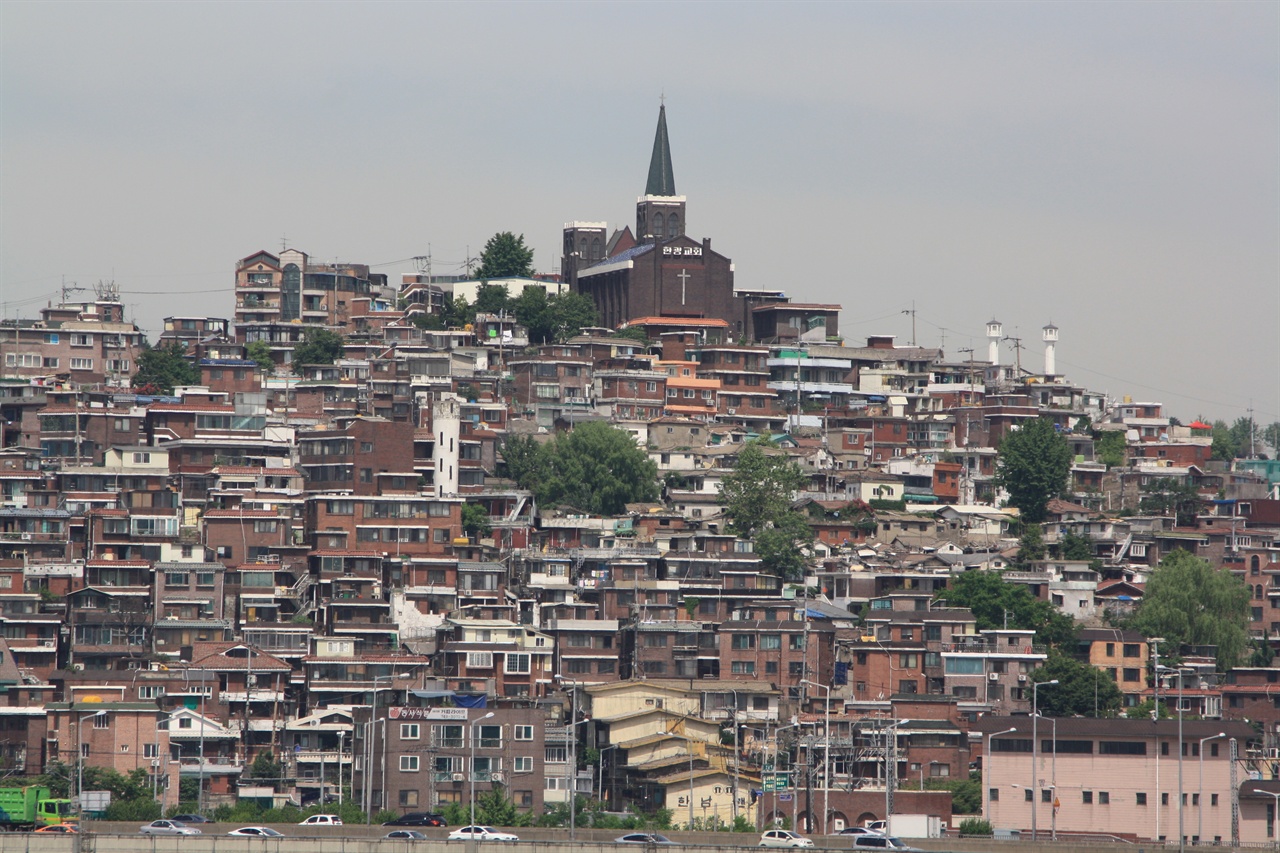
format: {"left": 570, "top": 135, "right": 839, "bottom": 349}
{"left": 2, "top": 1, "right": 1276, "bottom": 426}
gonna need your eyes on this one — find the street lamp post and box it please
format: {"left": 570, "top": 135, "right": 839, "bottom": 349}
{"left": 1159, "top": 665, "right": 1191, "bottom": 853}
{"left": 77, "top": 710, "right": 106, "bottom": 826}
{"left": 1254, "top": 789, "right": 1280, "bottom": 851}
{"left": 469, "top": 711, "right": 496, "bottom": 830}
{"left": 919, "top": 761, "right": 940, "bottom": 789}
{"left": 984, "top": 728, "right": 1017, "bottom": 823}
{"left": 366, "top": 672, "right": 409, "bottom": 824}
{"left": 598, "top": 743, "right": 619, "bottom": 803}
{"left": 1031, "top": 680, "right": 1058, "bottom": 842}
{"left": 801, "top": 680, "right": 832, "bottom": 836}
{"left": 884, "top": 718, "right": 911, "bottom": 838}
{"left": 1150, "top": 637, "right": 1166, "bottom": 843}
{"left": 1199, "top": 732, "right": 1225, "bottom": 845}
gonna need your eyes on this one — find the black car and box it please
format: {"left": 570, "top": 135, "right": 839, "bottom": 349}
{"left": 168, "top": 815, "right": 212, "bottom": 824}
{"left": 382, "top": 813, "right": 446, "bottom": 828}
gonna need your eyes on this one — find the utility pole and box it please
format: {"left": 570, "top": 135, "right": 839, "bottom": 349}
{"left": 1003, "top": 335, "right": 1025, "bottom": 376}
{"left": 901, "top": 304, "right": 917, "bottom": 347}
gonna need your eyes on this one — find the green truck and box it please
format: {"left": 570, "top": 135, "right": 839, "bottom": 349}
{"left": 0, "top": 786, "right": 76, "bottom": 830}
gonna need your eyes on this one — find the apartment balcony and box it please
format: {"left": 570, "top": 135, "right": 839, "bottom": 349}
{"left": 294, "top": 750, "right": 353, "bottom": 765}
{"left": 219, "top": 690, "right": 287, "bottom": 704}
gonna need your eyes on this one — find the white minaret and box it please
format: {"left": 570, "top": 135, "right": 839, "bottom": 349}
{"left": 986, "top": 319, "right": 1003, "bottom": 365}
{"left": 1042, "top": 323, "right": 1059, "bottom": 377}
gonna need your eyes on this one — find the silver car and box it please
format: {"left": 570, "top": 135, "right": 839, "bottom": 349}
{"left": 141, "top": 820, "right": 201, "bottom": 836}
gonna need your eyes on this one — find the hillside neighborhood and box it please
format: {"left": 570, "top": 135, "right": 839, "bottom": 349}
{"left": 0, "top": 107, "right": 1277, "bottom": 846}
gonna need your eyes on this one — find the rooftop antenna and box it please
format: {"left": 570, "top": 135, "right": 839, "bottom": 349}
{"left": 280, "top": 234, "right": 288, "bottom": 252}
{"left": 413, "top": 247, "right": 432, "bottom": 277}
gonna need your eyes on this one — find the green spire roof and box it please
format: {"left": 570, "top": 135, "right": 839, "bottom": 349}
{"left": 645, "top": 104, "right": 676, "bottom": 196}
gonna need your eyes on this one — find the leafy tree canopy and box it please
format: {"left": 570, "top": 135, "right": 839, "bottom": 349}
{"left": 132, "top": 341, "right": 198, "bottom": 395}
{"left": 1030, "top": 649, "right": 1123, "bottom": 717}
{"left": 292, "top": 327, "right": 345, "bottom": 374}
{"left": 1208, "top": 416, "right": 1261, "bottom": 461}
{"left": 515, "top": 288, "right": 598, "bottom": 344}
{"left": 461, "top": 502, "right": 492, "bottom": 538}
{"left": 1094, "top": 429, "right": 1128, "bottom": 469}
{"left": 412, "top": 295, "right": 473, "bottom": 331}
{"left": 718, "top": 440, "right": 813, "bottom": 579}
{"left": 1139, "top": 477, "right": 1204, "bottom": 526}
{"left": 1263, "top": 422, "right": 1280, "bottom": 455}
{"left": 474, "top": 283, "right": 513, "bottom": 315}
{"left": 994, "top": 417, "right": 1072, "bottom": 523}
{"left": 1127, "top": 549, "right": 1250, "bottom": 671}
{"left": 934, "top": 569, "right": 1076, "bottom": 648}
{"left": 504, "top": 422, "right": 658, "bottom": 515}
{"left": 474, "top": 231, "right": 535, "bottom": 280}
{"left": 245, "top": 340, "right": 275, "bottom": 374}
{"left": 614, "top": 325, "right": 651, "bottom": 345}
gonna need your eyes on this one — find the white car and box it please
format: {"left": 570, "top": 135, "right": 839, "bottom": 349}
{"left": 141, "top": 820, "right": 201, "bottom": 836}
{"left": 759, "top": 829, "right": 813, "bottom": 848}
{"left": 227, "top": 827, "right": 285, "bottom": 837}
{"left": 447, "top": 825, "right": 519, "bottom": 842}
{"left": 299, "top": 814, "right": 343, "bottom": 826}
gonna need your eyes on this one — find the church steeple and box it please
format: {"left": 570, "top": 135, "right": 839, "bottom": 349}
{"left": 637, "top": 102, "right": 686, "bottom": 243}
{"left": 645, "top": 103, "right": 676, "bottom": 196}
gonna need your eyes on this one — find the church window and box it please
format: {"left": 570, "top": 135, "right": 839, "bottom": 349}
{"left": 591, "top": 238, "right": 602, "bottom": 259}
{"left": 668, "top": 215, "right": 679, "bottom": 235}
{"left": 579, "top": 238, "right": 587, "bottom": 257}
{"left": 653, "top": 213, "right": 666, "bottom": 240}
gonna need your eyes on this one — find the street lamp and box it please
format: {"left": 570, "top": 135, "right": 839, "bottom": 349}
{"left": 1031, "top": 679, "right": 1058, "bottom": 842}
{"left": 1158, "top": 664, "right": 1191, "bottom": 853}
{"left": 1254, "top": 789, "right": 1280, "bottom": 851}
{"left": 555, "top": 674, "right": 588, "bottom": 840}
{"left": 883, "top": 718, "right": 911, "bottom": 838}
{"left": 1199, "top": 732, "right": 1225, "bottom": 845}
{"left": 1149, "top": 637, "right": 1167, "bottom": 843}
{"left": 598, "top": 743, "right": 620, "bottom": 803}
{"left": 800, "top": 679, "right": 832, "bottom": 836}
{"left": 919, "top": 761, "right": 940, "bottom": 789}
{"left": 77, "top": 710, "right": 106, "bottom": 825}
{"left": 366, "top": 672, "right": 409, "bottom": 824}
{"left": 470, "top": 711, "right": 496, "bottom": 830}
{"left": 984, "top": 727, "right": 1017, "bottom": 822}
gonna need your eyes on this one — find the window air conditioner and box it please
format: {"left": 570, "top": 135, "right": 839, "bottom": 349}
{"left": 452, "top": 773, "right": 465, "bottom": 782}
{"left": 1018, "top": 674, "right": 1027, "bottom": 682}
{"left": 988, "top": 672, "right": 1000, "bottom": 681}
{"left": 490, "top": 772, "right": 503, "bottom": 783}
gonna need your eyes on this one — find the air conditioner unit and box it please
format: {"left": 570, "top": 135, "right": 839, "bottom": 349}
{"left": 726, "top": 409, "right": 736, "bottom": 415}
{"left": 988, "top": 672, "right": 1000, "bottom": 681}
{"left": 1018, "top": 674, "right": 1028, "bottom": 682}
{"left": 452, "top": 773, "right": 465, "bottom": 782}
{"left": 20, "top": 533, "right": 31, "bottom": 541}
{"left": 72, "top": 663, "right": 84, "bottom": 672}
{"left": 489, "top": 772, "right": 504, "bottom": 783}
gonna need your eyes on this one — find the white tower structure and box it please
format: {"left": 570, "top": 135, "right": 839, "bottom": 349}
{"left": 986, "top": 319, "right": 1003, "bottom": 366}
{"left": 1043, "top": 323, "right": 1059, "bottom": 377}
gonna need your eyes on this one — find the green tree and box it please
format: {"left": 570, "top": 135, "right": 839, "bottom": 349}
{"left": 507, "top": 422, "right": 658, "bottom": 515}
{"left": 292, "top": 328, "right": 345, "bottom": 374}
{"left": 1013, "top": 523, "right": 1045, "bottom": 568}
{"left": 934, "top": 570, "right": 1076, "bottom": 648}
{"left": 614, "top": 325, "right": 650, "bottom": 345}
{"left": 514, "top": 288, "right": 597, "bottom": 344}
{"left": 1262, "top": 422, "right": 1280, "bottom": 454}
{"left": 1094, "top": 430, "right": 1128, "bottom": 469}
{"left": 413, "top": 295, "right": 473, "bottom": 331}
{"left": 1030, "top": 649, "right": 1122, "bottom": 717}
{"left": 1230, "top": 416, "right": 1260, "bottom": 458}
{"left": 1139, "top": 477, "right": 1204, "bottom": 526}
{"left": 461, "top": 502, "right": 492, "bottom": 539}
{"left": 1129, "top": 549, "right": 1250, "bottom": 671}
{"left": 245, "top": 340, "right": 275, "bottom": 374}
{"left": 132, "top": 341, "right": 198, "bottom": 395}
{"left": 994, "top": 417, "right": 1072, "bottom": 523}
{"left": 718, "top": 441, "right": 813, "bottom": 579}
{"left": 501, "top": 434, "right": 545, "bottom": 484}
{"left": 246, "top": 751, "right": 284, "bottom": 788}
{"left": 1209, "top": 419, "right": 1240, "bottom": 461}
{"left": 474, "top": 232, "right": 535, "bottom": 280}
{"left": 474, "top": 283, "right": 513, "bottom": 315}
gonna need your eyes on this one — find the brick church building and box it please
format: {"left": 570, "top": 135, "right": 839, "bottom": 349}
{"left": 566, "top": 105, "right": 782, "bottom": 340}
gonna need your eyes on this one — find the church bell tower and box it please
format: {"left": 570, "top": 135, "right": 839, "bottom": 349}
{"left": 636, "top": 103, "right": 687, "bottom": 244}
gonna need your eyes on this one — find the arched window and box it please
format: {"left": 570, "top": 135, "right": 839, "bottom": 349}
{"left": 591, "top": 237, "right": 602, "bottom": 260}
{"left": 1256, "top": 585, "right": 1264, "bottom": 600}
{"left": 667, "top": 214, "right": 680, "bottom": 236}
{"left": 1253, "top": 555, "right": 1262, "bottom": 572}
{"left": 652, "top": 213, "right": 666, "bottom": 240}
{"left": 579, "top": 238, "right": 587, "bottom": 257}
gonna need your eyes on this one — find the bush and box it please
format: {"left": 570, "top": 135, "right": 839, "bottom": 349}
{"left": 958, "top": 817, "right": 993, "bottom": 836}
{"left": 104, "top": 798, "right": 161, "bottom": 821}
